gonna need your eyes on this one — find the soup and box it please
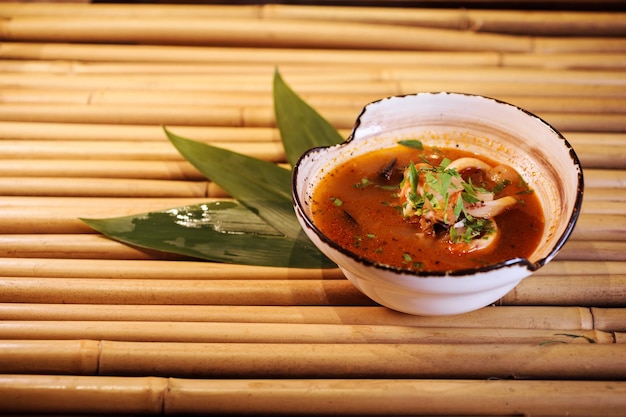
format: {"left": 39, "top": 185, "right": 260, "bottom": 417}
{"left": 310, "top": 141, "right": 545, "bottom": 272}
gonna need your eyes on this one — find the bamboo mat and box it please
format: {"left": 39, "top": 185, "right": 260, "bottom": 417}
{"left": 0, "top": 2, "right": 625, "bottom": 415}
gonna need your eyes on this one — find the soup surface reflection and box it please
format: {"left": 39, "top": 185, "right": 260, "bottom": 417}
{"left": 310, "top": 142, "right": 544, "bottom": 272}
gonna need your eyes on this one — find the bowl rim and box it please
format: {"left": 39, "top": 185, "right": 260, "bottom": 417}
{"left": 292, "top": 92, "right": 584, "bottom": 278}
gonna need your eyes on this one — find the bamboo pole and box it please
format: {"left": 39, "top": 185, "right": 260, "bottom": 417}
{"left": 502, "top": 52, "right": 626, "bottom": 70}
{"left": 0, "top": 103, "right": 272, "bottom": 127}
{"left": 1, "top": 102, "right": 625, "bottom": 132}
{"left": 0, "top": 257, "right": 345, "bottom": 280}
{"left": 536, "top": 36, "right": 626, "bottom": 53}
{"left": 4, "top": 72, "right": 626, "bottom": 100}
{"left": 0, "top": 205, "right": 193, "bottom": 234}
{"left": 0, "top": 122, "right": 282, "bottom": 142}
{"left": 0, "top": 304, "right": 598, "bottom": 329}
{"left": 0, "top": 86, "right": 368, "bottom": 109}
{"left": 580, "top": 201, "right": 626, "bottom": 215}
{"left": 0, "top": 277, "right": 373, "bottom": 306}
{"left": 0, "top": 234, "right": 192, "bottom": 261}
{"left": 0, "top": 3, "right": 262, "bottom": 18}
{"left": 534, "top": 260, "right": 626, "bottom": 276}
{"left": 582, "top": 188, "right": 626, "bottom": 201}
{"left": 583, "top": 169, "right": 626, "bottom": 188}
{"left": 0, "top": 196, "right": 213, "bottom": 208}
{"left": 3, "top": 67, "right": 624, "bottom": 90}
{"left": 557, "top": 240, "right": 626, "bottom": 262}
{"left": 5, "top": 40, "right": 626, "bottom": 72}
{"left": 39, "top": 50, "right": 617, "bottom": 72}
{"left": 2, "top": 3, "right": 625, "bottom": 37}
{"left": 0, "top": 8, "right": 624, "bottom": 56}
{"left": 62, "top": 341, "right": 626, "bottom": 379}
{"left": 570, "top": 215, "right": 626, "bottom": 242}
{"left": 502, "top": 274, "right": 626, "bottom": 307}
{"left": 464, "top": 9, "right": 626, "bottom": 37}
{"left": 265, "top": 5, "right": 626, "bottom": 37}
{"left": 565, "top": 132, "right": 626, "bottom": 146}
{"left": 2, "top": 66, "right": 624, "bottom": 88}
{"left": 0, "top": 16, "right": 534, "bottom": 52}
{"left": 0, "top": 42, "right": 502, "bottom": 67}
{"left": 0, "top": 272, "right": 623, "bottom": 307}
{"left": 0, "top": 177, "right": 210, "bottom": 198}
{"left": 0, "top": 140, "right": 285, "bottom": 162}
{"left": 4, "top": 88, "right": 626, "bottom": 118}
{"left": 3, "top": 40, "right": 626, "bottom": 73}
{"left": 0, "top": 375, "right": 623, "bottom": 416}
{"left": 0, "top": 339, "right": 99, "bottom": 375}
{"left": 163, "top": 378, "right": 626, "bottom": 416}
{"left": 1, "top": 234, "right": 623, "bottom": 262}
{"left": 5, "top": 339, "right": 625, "bottom": 380}
{"left": 0, "top": 374, "right": 166, "bottom": 415}
{"left": 592, "top": 308, "right": 626, "bottom": 332}
{"left": 0, "top": 159, "right": 206, "bottom": 180}
{"left": 0, "top": 321, "right": 615, "bottom": 345}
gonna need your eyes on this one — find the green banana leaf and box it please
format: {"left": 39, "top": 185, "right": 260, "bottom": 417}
{"left": 165, "top": 128, "right": 299, "bottom": 240}
{"left": 80, "top": 70, "right": 345, "bottom": 269}
{"left": 82, "top": 201, "right": 334, "bottom": 268}
{"left": 273, "top": 70, "right": 345, "bottom": 167}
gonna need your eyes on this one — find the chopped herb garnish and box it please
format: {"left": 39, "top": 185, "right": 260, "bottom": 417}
{"left": 439, "top": 157, "right": 452, "bottom": 169}
{"left": 377, "top": 184, "right": 400, "bottom": 191}
{"left": 408, "top": 162, "right": 419, "bottom": 195}
{"left": 330, "top": 197, "right": 343, "bottom": 207}
{"left": 398, "top": 139, "right": 424, "bottom": 150}
{"left": 453, "top": 195, "right": 465, "bottom": 219}
{"left": 399, "top": 157, "right": 509, "bottom": 245}
{"left": 492, "top": 179, "right": 511, "bottom": 194}
{"left": 450, "top": 217, "right": 495, "bottom": 244}
{"left": 353, "top": 178, "right": 371, "bottom": 189}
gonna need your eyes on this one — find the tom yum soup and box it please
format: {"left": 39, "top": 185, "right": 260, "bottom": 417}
{"left": 310, "top": 140, "right": 545, "bottom": 272}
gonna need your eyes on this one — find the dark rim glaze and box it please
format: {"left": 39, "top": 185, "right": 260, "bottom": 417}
{"left": 292, "top": 92, "right": 584, "bottom": 278}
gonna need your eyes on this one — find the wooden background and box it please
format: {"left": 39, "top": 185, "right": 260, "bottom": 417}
{"left": 0, "top": 1, "right": 625, "bottom": 415}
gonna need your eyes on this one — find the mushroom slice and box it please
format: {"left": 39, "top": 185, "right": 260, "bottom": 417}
{"left": 465, "top": 196, "right": 518, "bottom": 219}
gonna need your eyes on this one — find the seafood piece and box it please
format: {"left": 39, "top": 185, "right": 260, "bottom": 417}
{"left": 399, "top": 157, "right": 518, "bottom": 250}
{"left": 465, "top": 195, "right": 518, "bottom": 219}
{"left": 447, "top": 157, "right": 492, "bottom": 173}
{"left": 450, "top": 220, "right": 500, "bottom": 254}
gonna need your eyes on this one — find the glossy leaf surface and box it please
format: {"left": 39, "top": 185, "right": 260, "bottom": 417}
{"left": 82, "top": 201, "right": 335, "bottom": 268}
{"left": 165, "top": 128, "right": 300, "bottom": 239}
{"left": 273, "top": 70, "right": 344, "bottom": 167}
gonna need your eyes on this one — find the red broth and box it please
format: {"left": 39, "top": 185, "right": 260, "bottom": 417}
{"left": 310, "top": 143, "right": 544, "bottom": 272}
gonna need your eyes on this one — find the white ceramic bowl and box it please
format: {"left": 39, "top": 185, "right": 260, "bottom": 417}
{"left": 292, "top": 92, "right": 584, "bottom": 316}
